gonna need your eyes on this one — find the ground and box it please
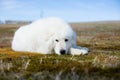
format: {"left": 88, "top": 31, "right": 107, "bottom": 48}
{"left": 0, "top": 21, "right": 120, "bottom": 80}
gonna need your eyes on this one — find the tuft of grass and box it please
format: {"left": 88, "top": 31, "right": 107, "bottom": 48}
{"left": 0, "top": 48, "right": 120, "bottom": 80}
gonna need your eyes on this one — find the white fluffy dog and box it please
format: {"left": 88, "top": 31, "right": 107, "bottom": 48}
{"left": 12, "top": 17, "right": 89, "bottom": 55}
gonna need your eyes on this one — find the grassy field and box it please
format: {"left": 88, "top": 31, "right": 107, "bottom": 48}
{"left": 0, "top": 21, "right": 120, "bottom": 80}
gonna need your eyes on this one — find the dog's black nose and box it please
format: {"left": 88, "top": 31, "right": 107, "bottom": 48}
{"left": 60, "top": 49, "right": 66, "bottom": 55}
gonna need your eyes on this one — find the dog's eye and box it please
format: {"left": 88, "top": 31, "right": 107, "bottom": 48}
{"left": 55, "top": 39, "right": 59, "bottom": 42}
{"left": 65, "top": 39, "right": 68, "bottom": 42}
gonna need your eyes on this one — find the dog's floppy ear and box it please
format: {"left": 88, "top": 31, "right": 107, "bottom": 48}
{"left": 71, "top": 31, "right": 77, "bottom": 48}
{"left": 46, "top": 34, "right": 55, "bottom": 53}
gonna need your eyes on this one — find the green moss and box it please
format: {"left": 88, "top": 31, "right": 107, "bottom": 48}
{"left": 0, "top": 50, "right": 120, "bottom": 80}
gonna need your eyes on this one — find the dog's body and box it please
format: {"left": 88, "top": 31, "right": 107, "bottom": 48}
{"left": 12, "top": 17, "right": 88, "bottom": 55}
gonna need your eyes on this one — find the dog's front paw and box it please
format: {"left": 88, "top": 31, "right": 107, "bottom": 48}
{"left": 70, "top": 47, "right": 89, "bottom": 55}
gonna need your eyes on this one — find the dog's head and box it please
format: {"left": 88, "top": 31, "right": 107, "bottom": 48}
{"left": 52, "top": 32, "right": 76, "bottom": 55}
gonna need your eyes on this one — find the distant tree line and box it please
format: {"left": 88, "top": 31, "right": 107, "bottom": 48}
{"left": 0, "top": 20, "right": 32, "bottom": 24}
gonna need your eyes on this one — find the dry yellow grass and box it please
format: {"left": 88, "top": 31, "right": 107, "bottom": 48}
{"left": 0, "top": 48, "right": 42, "bottom": 59}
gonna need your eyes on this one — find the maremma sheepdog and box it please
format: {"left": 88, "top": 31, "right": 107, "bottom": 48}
{"left": 12, "top": 17, "right": 89, "bottom": 55}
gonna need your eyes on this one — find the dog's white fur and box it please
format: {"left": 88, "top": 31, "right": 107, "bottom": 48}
{"left": 12, "top": 17, "right": 89, "bottom": 55}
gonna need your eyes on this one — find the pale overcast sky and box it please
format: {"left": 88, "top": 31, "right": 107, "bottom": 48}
{"left": 0, "top": 0, "right": 120, "bottom": 22}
